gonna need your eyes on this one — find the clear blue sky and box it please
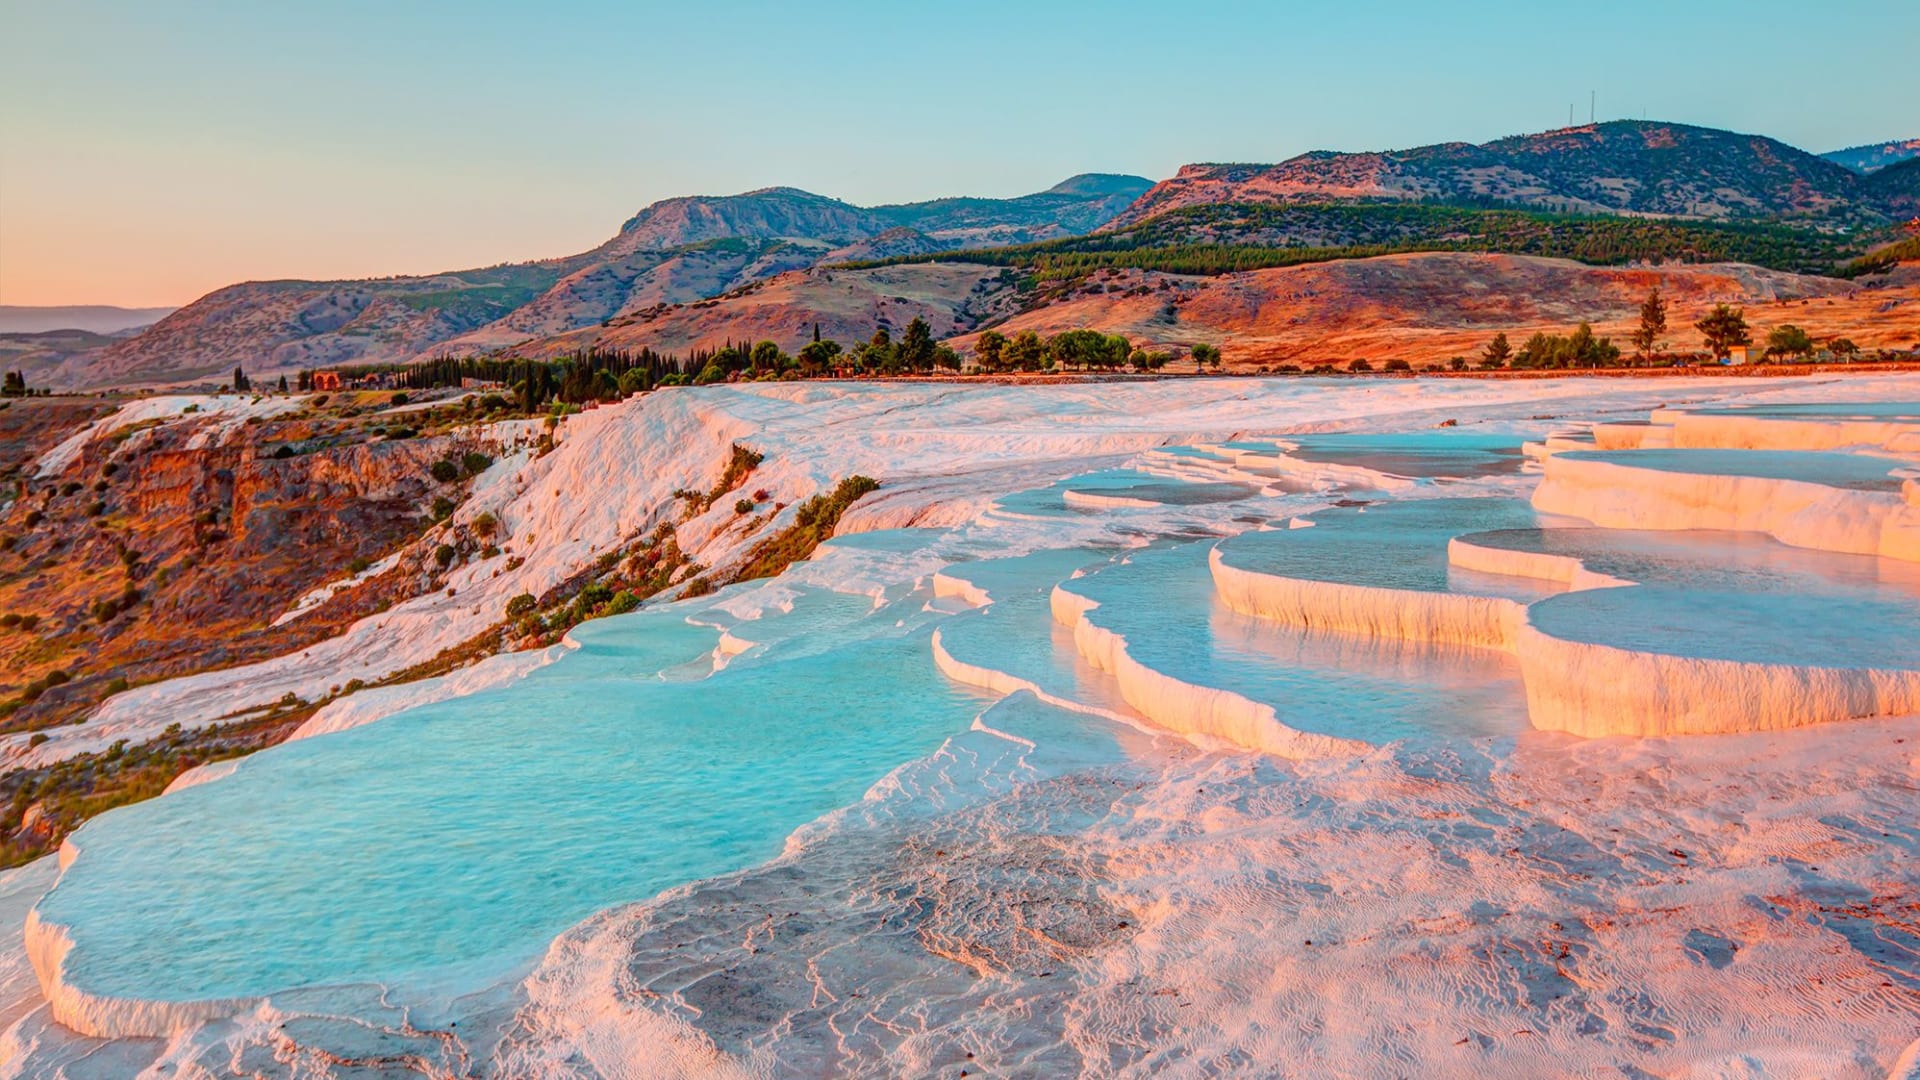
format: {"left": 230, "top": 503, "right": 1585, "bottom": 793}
{"left": 3, "top": 0, "right": 1915, "bottom": 306}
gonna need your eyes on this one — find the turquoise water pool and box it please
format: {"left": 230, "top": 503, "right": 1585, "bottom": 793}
{"left": 1214, "top": 498, "right": 1560, "bottom": 600}
{"left": 1557, "top": 449, "right": 1911, "bottom": 491}
{"left": 38, "top": 588, "right": 983, "bottom": 1005}
{"left": 1460, "top": 527, "right": 1920, "bottom": 668}
{"left": 1068, "top": 542, "right": 1533, "bottom": 743}
{"left": 1270, "top": 431, "right": 1530, "bottom": 479}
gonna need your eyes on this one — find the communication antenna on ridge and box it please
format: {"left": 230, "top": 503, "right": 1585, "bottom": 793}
{"left": 1590, "top": 91, "right": 1596, "bottom": 124}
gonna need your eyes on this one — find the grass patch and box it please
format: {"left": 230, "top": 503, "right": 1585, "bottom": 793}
{"left": 730, "top": 476, "right": 878, "bottom": 583}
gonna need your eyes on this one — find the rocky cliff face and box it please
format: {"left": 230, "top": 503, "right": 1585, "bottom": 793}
{"left": 0, "top": 400, "right": 497, "bottom": 732}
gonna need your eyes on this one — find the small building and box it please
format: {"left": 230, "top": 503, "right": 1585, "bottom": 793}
{"left": 1723, "top": 345, "right": 1752, "bottom": 366}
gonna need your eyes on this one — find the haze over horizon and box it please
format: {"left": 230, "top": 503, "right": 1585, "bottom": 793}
{"left": 3, "top": 0, "right": 1916, "bottom": 308}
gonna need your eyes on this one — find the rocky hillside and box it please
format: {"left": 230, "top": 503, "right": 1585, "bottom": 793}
{"left": 76, "top": 177, "right": 1150, "bottom": 389}
{"left": 1862, "top": 157, "right": 1920, "bottom": 217}
{"left": 433, "top": 175, "right": 1152, "bottom": 356}
{"left": 1106, "top": 121, "right": 1898, "bottom": 228}
{"left": 78, "top": 262, "right": 583, "bottom": 391}
{"left": 516, "top": 263, "right": 1018, "bottom": 360}
{"left": 0, "top": 393, "right": 506, "bottom": 740}
{"left": 1823, "top": 138, "right": 1920, "bottom": 173}
{"left": 960, "top": 251, "right": 1918, "bottom": 369}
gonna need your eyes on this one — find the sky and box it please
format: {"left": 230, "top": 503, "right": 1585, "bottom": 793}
{"left": 2, "top": 0, "right": 1916, "bottom": 307}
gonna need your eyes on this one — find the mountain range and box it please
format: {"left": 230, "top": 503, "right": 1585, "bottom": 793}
{"left": 1823, "top": 138, "right": 1920, "bottom": 173}
{"left": 30, "top": 121, "right": 1920, "bottom": 389}
{"left": 1108, "top": 121, "right": 1914, "bottom": 228}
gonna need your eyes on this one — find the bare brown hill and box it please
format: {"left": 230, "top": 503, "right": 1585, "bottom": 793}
{"left": 1107, "top": 121, "right": 1888, "bottom": 229}
{"left": 513, "top": 263, "right": 1019, "bottom": 359}
{"left": 951, "top": 252, "right": 1912, "bottom": 368}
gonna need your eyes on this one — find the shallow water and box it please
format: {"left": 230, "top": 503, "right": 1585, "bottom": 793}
{"left": 1558, "top": 448, "right": 1912, "bottom": 490}
{"left": 37, "top": 589, "right": 983, "bottom": 1004}
{"left": 1215, "top": 498, "right": 1559, "bottom": 599}
{"left": 1464, "top": 527, "right": 1920, "bottom": 667}
{"left": 1069, "top": 542, "right": 1533, "bottom": 742}
{"left": 1269, "top": 431, "right": 1531, "bottom": 479}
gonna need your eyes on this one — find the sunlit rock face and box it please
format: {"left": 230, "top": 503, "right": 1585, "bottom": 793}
{"left": 6, "top": 379, "right": 1920, "bottom": 1077}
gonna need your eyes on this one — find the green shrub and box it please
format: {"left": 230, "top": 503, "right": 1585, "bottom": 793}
{"left": 1347, "top": 359, "right": 1374, "bottom": 373}
{"left": 61, "top": 482, "right": 82, "bottom": 497}
{"left": 105, "top": 677, "right": 129, "bottom": 695}
{"left": 1383, "top": 358, "right": 1412, "bottom": 372}
{"left": 272, "top": 444, "right": 295, "bottom": 459}
{"left": 430, "top": 460, "right": 460, "bottom": 483}
{"left": 461, "top": 451, "right": 493, "bottom": 476}
{"left": 734, "top": 498, "right": 754, "bottom": 515}
{"left": 433, "top": 543, "right": 457, "bottom": 567}
{"left": 431, "top": 496, "right": 455, "bottom": 521}
{"left": 85, "top": 501, "right": 106, "bottom": 517}
{"left": 347, "top": 556, "right": 372, "bottom": 574}
{"left": 505, "top": 593, "right": 537, "bottom": 618}
{"left": 27, "top": 733, "right": 48, "bottom": 748}
{"left": 391, "top": 393, "right": 410, "bottom": 407}
{"left": 18, "top": 614, "right": 38, "bottom": 631}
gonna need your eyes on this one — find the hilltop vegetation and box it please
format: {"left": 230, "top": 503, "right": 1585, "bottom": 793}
{"left": 843, "top": 201, "right": 1881, "bottom": 280}
{"left": 1109, "top": 120, "right": 1904, "bottom": 229}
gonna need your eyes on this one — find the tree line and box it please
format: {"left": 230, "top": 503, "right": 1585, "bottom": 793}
{"left": 842, "top": 201, "right": 1878, "bottom": 282}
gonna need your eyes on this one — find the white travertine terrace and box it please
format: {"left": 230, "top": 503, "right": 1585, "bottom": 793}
{"left": 11, "top": 382, "right": 1920, "bottom": 1076}
{"left": 1207, "top": 403, "right": 1920, "bottom": 737}
{"left": 1533, "top": 449, "right": 1920, "bottom": 562}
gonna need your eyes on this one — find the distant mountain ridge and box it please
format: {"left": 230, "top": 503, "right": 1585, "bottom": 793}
{"left": 72, "top": 175, "right": 1150, "bottom": 388}
{"left": 0, "top": 305, "right": 175, "bottom": 335}
{"left": 65, "top": 120, "right": 1920, "bottom": 390}
{"left": 1823, "top": 138, "right": 1920, "bottom": 174}
{"left": 1105, "top": 121, "right": 1903, "bottom": 229}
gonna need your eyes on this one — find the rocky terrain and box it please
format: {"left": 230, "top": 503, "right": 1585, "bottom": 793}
{"left": 39, "top": 122, "right": 1920, "bottom": 392}
{"left": 53, "top": 177, "right": 1150, "bottom": 391}
{"left": 0, "top": 394, "right": 510, "bottom": 745}
{"left": 1823, "top": 136, "right": 1920, "bottom": 173}
{"left": 1107, "top": 121, "right": 1909, "bottom": 228}
{"left": 77, "top": 263, "right": 585, "bottom": 391}
{"left": 954, "top": 252, "right": 1918, "bottom": 368}
{"left": 519, "top": 263, "right": 1021, "bottom": 359}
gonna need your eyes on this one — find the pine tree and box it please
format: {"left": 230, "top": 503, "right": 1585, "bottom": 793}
{"left": 1633, "top": 286, "right": 1667, "bottom": 363}
{"left": 1695, "top": 304, "right": 1750, "bottom": 360}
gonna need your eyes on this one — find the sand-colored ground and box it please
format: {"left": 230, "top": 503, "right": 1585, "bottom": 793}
{"left": 959, "top": 253, "right": 1920, "bottom": 369}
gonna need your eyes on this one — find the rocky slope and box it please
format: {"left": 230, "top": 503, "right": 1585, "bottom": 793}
{"left": 1106, "top": 121, "right": 1897, "bottom": 228}
{"left": 953, "top": 252, "right": 1899, "bottom": 367}
{"left": 1822, "top": 137, "right": 1920, "bottom": 173}
{"left": 0, "top": 393, "right": 505, "bottom": 747}
{"left": 77, "top": 177, "right": 1151, "bottom": 389}
{"left": 1862, "top": 156, "right": 1920, "bottom": 217}
{"left": 517, "top": 263, "right": 1018, "bottom": 359}
{"left": 76, "top": 263, "right": 582, "bottom": 390}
